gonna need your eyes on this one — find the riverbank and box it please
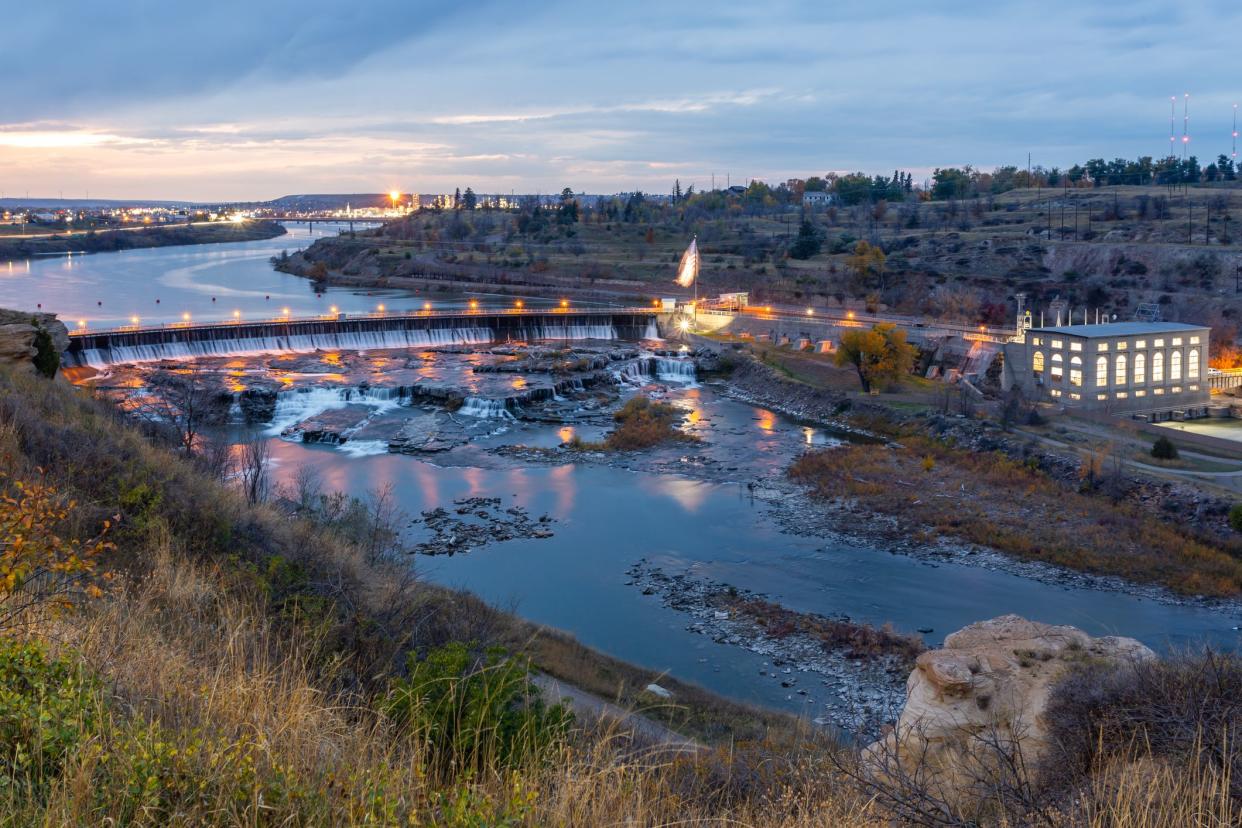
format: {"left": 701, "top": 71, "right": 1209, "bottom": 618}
{"left": 0, "top": 219, "right": 286, "bottom": 261}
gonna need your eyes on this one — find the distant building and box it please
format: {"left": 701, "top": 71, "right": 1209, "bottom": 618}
{"left": 802, "top": 191, "right": 834, "bottom": 207}
{"left": 1003, "top": 321, "right": 1210, "bottom": 418}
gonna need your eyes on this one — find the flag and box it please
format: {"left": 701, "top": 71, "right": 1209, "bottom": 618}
{"left": 674, "top": 238, "right": 698, "bottom": 288}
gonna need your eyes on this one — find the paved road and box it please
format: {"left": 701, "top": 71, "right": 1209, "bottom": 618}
{"left": 531, "top": 673, "right": 702, "bottom": 754}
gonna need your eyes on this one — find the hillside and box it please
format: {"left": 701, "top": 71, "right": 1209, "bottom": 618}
{"left": 277, "top": 186, "right": 1242, "bottom": 345}
{"left": 0, "top": 220, "right": 285, "bottom": 261}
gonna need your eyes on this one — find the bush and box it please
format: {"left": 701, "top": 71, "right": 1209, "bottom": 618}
{"left": 0, "top": 640, "right": 99, "bottom": 794}
{"left": 569, "top": 396, "right": 697, "bottom": 451}
{"left": 383, "top": 642, "right": 570, "bottom": 777}
{"left": 30, "top": 328, "right": 59, "bottom": 379}
{"left": 1042, "top": 650, "right": 1241, "bottom": 802}
{"left": 1151, "top": 435, "right": 1179, "bottom": 460}
{"left": 1230, "top": 503, "right": 1242, "bottom": 533}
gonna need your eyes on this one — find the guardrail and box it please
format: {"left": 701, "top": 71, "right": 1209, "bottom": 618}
{"left": 68, "top": 306, "right": 663, "bottom": 338}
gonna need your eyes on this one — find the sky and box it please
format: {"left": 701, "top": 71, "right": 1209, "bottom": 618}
{"left": 2, "top": 0, "right": 1241, "bottom": 202}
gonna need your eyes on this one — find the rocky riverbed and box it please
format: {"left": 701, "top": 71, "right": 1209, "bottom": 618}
{"left": 626, "top": 560, "right": 913, "bottom": 735}
{"left": 412, "top": 496, "right": 555, "bottom": 556}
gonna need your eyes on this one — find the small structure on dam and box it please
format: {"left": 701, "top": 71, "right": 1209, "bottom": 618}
{"left": 64, "top": 309, "right": 663, "bottom": 368}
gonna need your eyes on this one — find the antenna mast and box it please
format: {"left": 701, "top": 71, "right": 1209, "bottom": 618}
{"left": 1182, "top": 93, "right": 1190, "bottom": 160}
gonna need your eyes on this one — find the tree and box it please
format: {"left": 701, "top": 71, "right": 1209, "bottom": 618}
{"left": 930, "top": 168, "right": 972, "bottom": 200}
{"left": 557, "top": 187, "right": 578, "bottom": 226}
{"left": 844, "top": 240, "right": 887, "bottom": 290}
{"left": 1230, "top": 503, "right": 1242, "bottom": 533}
{"left": 453, "top": 187, "right": 461, "bottom": 209}
{"left": 833, "top": 323, "right": 916, "bottom": 392}
{"left": 138, "top": 368, "right": 230, "bottom": 455}
{"left": 788, "top": 220, "right": 822, "bottom": 259}
{"left": 462, "top": 187, "right": 477, "bottom": 211}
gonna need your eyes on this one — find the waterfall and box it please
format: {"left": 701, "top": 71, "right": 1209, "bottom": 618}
{"left": 458, "top": 397, "right": 514, "bottom": 419}
{"left": 655, "top": 358, "right": 697, "bottom": 383}
{"left": 642, "top": 319, "right": 662, "bottom": 341}
{"left": 265, "top": 386, "right": 404, "bottom": 436}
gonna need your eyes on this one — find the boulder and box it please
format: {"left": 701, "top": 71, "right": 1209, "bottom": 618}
{"left": 0, "top": 309, "right": 69, "bottom": 373}
{"left": 865, "top": 614, "right": 1154, "bottom": 808}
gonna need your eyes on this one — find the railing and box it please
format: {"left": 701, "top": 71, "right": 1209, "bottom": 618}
{"left": 68, "top": 306, "right": 663, "bottom": 338}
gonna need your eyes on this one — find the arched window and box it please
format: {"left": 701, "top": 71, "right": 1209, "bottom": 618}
{"left": 1171, "top": 350, "right": 1182, "bottom": 381}
{"left": 1032, "top": 350, "right": 1045, "bottom": 376}
{"left": 1096, "top": 355, "right": 1108, "bottom": 387}
{"left": 1152, "top": 351, "right": 1164, "bottom": 383}
{"left": 1133, "top": 352, "right": 1146, "bottom": 385}
{"left": 1050, "top": 352, "right": 1063, "bottom": 381}
{"left": 1069, "top": 355, "right": 1083, "bottom": 387}
{"left": 1188, "top": 348, "right": 1200, "bottom": 379}
{"left": 1115, "top": 354, "right": 1127, "bottom": 386}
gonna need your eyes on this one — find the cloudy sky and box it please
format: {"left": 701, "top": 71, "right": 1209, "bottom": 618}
{"left": 1, "top": 1, "right": 1238, "bottom": 201}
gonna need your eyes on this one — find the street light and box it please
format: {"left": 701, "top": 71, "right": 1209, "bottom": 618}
{"left": 377, "top": 303, "right": 385, "bottom": 313}
{"left": 389, "top": 190, "right": 400, "bottom": 210}
{"left": 182, "top": 312, "right": 191, "bottom": 323}
{"left": 805, "top": 307, "right": 814, "bottom": 316}
{"left": 514, "top": 300, "right": 524, "bottom": 309}
{"left": 233, "top": 310, "right": 241, "bottom": 322}
{"left": 469, "top": 299, "right": 479, "bottom": 311}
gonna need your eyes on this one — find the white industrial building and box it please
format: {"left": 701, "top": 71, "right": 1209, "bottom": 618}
{"left": 1003, "top": 321, "right": 1210, "bottom": 418}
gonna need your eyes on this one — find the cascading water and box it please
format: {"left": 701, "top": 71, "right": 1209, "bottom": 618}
{"left": 613, "top": 356, "right": 697, "bottom": 385}
{"left": 654, "top": 358, "right": 697, "bottom": 383}
{"left": 265, "top": 386, "right": 405, "bottom": 436}
{"left": 458, "top": 397, "right": 515, "bottom": 419}
{"left": 642, "top": 319, "right": 662, "bottom": 341}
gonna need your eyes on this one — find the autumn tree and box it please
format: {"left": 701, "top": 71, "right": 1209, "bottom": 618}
{"left": 844, "top": 240, "right": 887, "bottom": 291}
{"left": 833, "top": 323, "right": 916, "bottom": 392}
{"left": 0, "top": 474, "right": 113, "bottom": 631}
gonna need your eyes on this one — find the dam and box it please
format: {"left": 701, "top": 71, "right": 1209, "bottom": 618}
{"left": 65, "top": 307, "right": 664, "bottom": 368}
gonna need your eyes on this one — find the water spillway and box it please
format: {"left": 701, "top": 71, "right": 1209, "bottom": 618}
{"left": 65, "top": 311, "right": 657, "bottom": 368}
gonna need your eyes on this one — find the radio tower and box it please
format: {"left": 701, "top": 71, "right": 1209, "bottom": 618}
{"left": 1182, "top": 93, "right": 1190, "bottom": 159}
{"left": 1233, "top": 104, "right": 1238, "bottom": 161}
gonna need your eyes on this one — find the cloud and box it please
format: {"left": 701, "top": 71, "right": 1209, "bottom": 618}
{"left": 3, "top": 0, "right": 1242, "bottom": 199}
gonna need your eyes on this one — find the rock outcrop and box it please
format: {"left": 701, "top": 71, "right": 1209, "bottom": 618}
{"left": 0, "top": 309, "right": 69, "bottom": 374}
{"left": 865, "top": 614, "right": 1154, "bottom": 808}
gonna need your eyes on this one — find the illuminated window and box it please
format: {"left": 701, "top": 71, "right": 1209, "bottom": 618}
{"left": 1051, "top": 353, "right": 1064, "bottom": 381}
{"left": 1096, "top": 355, "right": 1108, "bottom": 387}
{"left": 1116, "top": 392, "right": 1128, "bottom": 399}
{"left": 1096, "top": 393, "right": 1107, "bottom": 401}
{"left": 1172, "top": 337, "right": 1183, "bottom": 346}
{"left": 1189, "top": 384, "right": 1199, "bottom": 391}
{"left": 1153, "top": 338, "right": 1164, "bottom": 347}
{"left": 1152, "top": 351, "right": 1164, "bottom": 383}
{"left": 1070, "top": 392, "right": 1081, "bottom": 400}
{"left": 1097, "top": 342, "right": 1109, "bottom": 351}
{"left": 1172, "top": 386, "right": 1182, "bottom": 393}
{"left": 1069, "top": 356, "right": 1082, "bottom": 387}
{"left": 1154, "top": 388, "right": 1165, "bottom": 395}
{"left": 1135, "top": 389, "right": 1146, "bottom": 397}
{"left": 1115, "top": 354, "right": 1127, "bottom": 386}
{"left": 1070, "top": 342, "right": 1082, "bottom": 352}
{"left": 1190, "top": 336, "right": 1200, "bottom": 344}
{"left": 1188, "top": 348, "right": 1199, "bottom": 378}
{"left": 1133, "top": 352, "right": 1145, "bottom": 385}
{"left": 1134, "top": 340, "right": 1146, "bottom": 349}
{"left": 1033, "top": 350, "right": 1045, "bottom": 375}
{"left": 1050, "top": 389, "right": 1062, "bottom": 397}
{"left": 1051, "top": 339, "right": 1063, "bottom": 349}
{"left": 1116, "top": 341, "right": 1128, "bottom": 350}
{"left": 1032, "top": 337, "right": 1042, "bottom": 346}
{"left": 1171, "top": 350, "right": 1182, "bottom": 380}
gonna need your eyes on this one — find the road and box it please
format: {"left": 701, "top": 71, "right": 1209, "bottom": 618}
{"left": 531, "top": 673, "right": 702, "bottom": 754}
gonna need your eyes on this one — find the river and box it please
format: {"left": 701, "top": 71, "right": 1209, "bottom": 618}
{"left": 4, "top": 228, "right": 1240, "bottom": 721}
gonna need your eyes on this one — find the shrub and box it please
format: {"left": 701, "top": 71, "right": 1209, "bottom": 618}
{"left": 383, "top": 642, "right": 570, "bottom": 777}
{"left": 569, "top": 396, "right": 697, "bottom": 451}
{"left": 1151, "top": 435, "right": 1179, "bottom": 460}
{"left": 30, "top": 328, "right": 58, "bottom": 379}
{"left": 1230, "top": 503, "right": 1242, "bottom": 533}
{"left": 0, "top": 640, "right": 100, "bottom": 794}
{"left": 1042, "top": 650, "right": 1241, "bottom": 802}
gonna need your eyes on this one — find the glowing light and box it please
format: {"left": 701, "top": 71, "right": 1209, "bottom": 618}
{"left": 469, "top": 299, "right": 479, "bottom": 310}
{"left": 233, "top": 310, "right": 241, "bottom": 320}
{"left": 281, "top": 307, "right": 290, "bottom": 317}
{"left": 515, "top": 300, "right": 524, "bottom": 309}
{"left": 847, "top": 311, "right": 855, "bottom": 319}
{"left": 377, "top": 303, "right": 385, "bottom": 312}
{"left": 805, "top": 307, "right": 814, "bottom": 316}
{"left": 182, "top": 312, "right": 191, "bottom": 322}
{"left": 653, "top": 299, "right": 660, "bottom": 307}
{"left": 560, "top": 299, "right": 569, "bottom": 308}
{"left": 329, "top": 305, "right": 338, "bottom": 315}
{"left": 423, "top": 302, "right": 432, "bottom": 311}
{"left": 389, "top": 190, "right": 400, "bottom": 203}
{"left": 130, "top": 316, "right": 139, "bottom": 325}
{"left": 678, "top": 319, "right": 691, "bottom": 332}
{"left": 77, "top": 320, "right": 86, "bottom": 329}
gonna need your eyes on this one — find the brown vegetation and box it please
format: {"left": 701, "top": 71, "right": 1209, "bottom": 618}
{"left": 789, "top": 437, "right": 1242, "bottom": 597}
{"left": 569, "top": 395, "right": 698, "bottom": 451}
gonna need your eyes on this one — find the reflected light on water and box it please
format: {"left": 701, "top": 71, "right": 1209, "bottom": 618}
{"left": 803, "top": 427, "right": 816, "bottom": 445}
{"left": 558, "top": 426, "right": 575, "bottom": 444}
{"left": 756, "top": 409, "right": 776, "bottom": 432}
{"left": 548, "top": 463, "right": 576, "bottom": 518}
{"left": 652, "top": 477, "right": 710, "bottom": 514}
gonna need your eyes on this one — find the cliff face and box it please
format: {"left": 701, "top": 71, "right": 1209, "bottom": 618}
{"left": 0, "top": 309, "right": 69, "bottom": 374}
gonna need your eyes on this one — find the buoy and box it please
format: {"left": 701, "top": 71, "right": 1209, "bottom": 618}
{"left": 211, "top": 296, "right": 216, "bottom": 302}
{"left": 97, "top": 301, "right": 102, "bottom": 306}
{"left": 156, "top": 299, "right": 160, "bottom": 304}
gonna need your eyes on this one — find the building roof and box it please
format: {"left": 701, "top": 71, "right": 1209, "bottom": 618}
{"left": 1028, "top": 321, "right": 1207, "bottom": 338}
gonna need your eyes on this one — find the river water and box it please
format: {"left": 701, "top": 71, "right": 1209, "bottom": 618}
{"left": 5, "top": 229, "right": 1240, "bottom": 719}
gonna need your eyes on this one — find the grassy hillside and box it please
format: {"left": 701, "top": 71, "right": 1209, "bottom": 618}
{"left": 0, "top": 366, "right": 1236, "bottom": 825}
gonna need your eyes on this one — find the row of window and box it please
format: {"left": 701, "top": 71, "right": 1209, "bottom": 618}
{"left": 1091, "top": 385, "right": 1198, "bottom": 402}
{"left": 1031, "top": 335, "right": 1201, "bottom": 350}
{"left": 1033, "top": 349, "right": 1199, "bottom": 386}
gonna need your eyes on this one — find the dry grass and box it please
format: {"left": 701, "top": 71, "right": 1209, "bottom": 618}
{"left": 790, "top": 437, "right": 1242, "bottom": 597}
{"left": 569, "top": 395, "right": 699, "bottom": 451}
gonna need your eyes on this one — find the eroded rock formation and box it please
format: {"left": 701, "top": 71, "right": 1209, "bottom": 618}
{"left": 0, "top": 309, "right": 69, "bottom": 374}
{"left": 865, "top": 614, "right": 1154, "bottom": 809}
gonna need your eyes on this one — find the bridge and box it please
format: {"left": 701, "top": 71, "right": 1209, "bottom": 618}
{"left": 1209, "top": 367, "right": 1242, "bottom": 391}
{"left": 65, "top": 307, "right": 662, "bottom": 368}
